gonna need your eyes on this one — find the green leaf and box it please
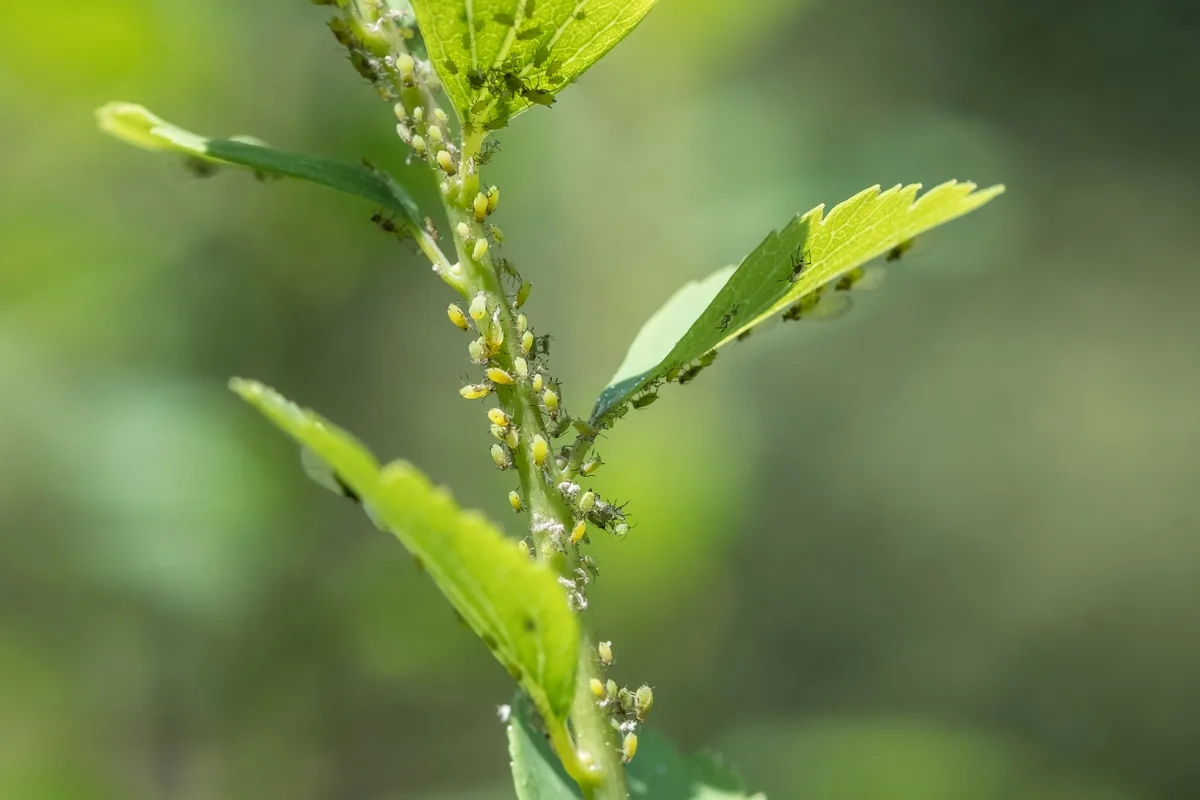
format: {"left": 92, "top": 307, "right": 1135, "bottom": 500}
{"left": 230, "top": 378, "right": 579, "bottom": 724}
{"left": 96, "top": 102, "right": 421, "bottom": 227}
{"left": 411, "top": 0, "right": 657, "bottom": 129}
{"left": 507, "top": 693, "right": 582, "bottom": 800}
{"left": 591, "top": 181, "right": 1005, "bottom": 421}
{"left": 625, "top": 730, "right": 766, "bottom": 800}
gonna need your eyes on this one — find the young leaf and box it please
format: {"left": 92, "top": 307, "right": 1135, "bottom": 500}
{"left": 96, "top": 103, "right": 422, "bottom": 227}
{"left": 507, "top": 693, "right": 582, "bottom": 800}
{"left": 625, "top": 730, "right": 766, "bottom": 800}
{"left": 591, "top": 181, "right": 1005, "bottom": 422}
{"left": 411, "top": 0, "right": 657, "bottom": 129}
{"left": 229, "top": 378, "right": 579, "bottom": 724}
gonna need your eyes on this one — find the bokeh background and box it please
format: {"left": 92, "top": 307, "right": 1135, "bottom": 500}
{"left": 3, "top": 0, "right": 1200, "bottom": 797}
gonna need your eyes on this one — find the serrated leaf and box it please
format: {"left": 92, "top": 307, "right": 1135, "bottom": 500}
{"left": 230, "top": 378, "right": 579, "bottom": 723}
{"left": 591, "top": 180, "right": 1004, "bottom": 421}
{"left": 96, "top": 102, "right": 422, "bottom": 227}
{"left": 412, "top": 0, "right": 656, "bottom": 129}
{"left": 508, "top": 693, "right": 582, "bottom": 800}
{"left": 625, "top": 730, "right": 766, "bottom": 800}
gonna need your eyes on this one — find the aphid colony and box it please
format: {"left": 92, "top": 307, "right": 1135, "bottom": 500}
{"left": 586, "top": 640, "right": 652, "bottom": 764}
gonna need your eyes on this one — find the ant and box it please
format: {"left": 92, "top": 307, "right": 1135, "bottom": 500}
{"left": 717, "top": 304, "right": 741, "bottom": 333}
{"left": 783, "top": 247, "right": 811, "bottom": 283}
{"left": 371, "top": 211, "right": 409, "bottom": 239}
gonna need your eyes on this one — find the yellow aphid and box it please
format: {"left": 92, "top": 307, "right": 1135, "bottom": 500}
{"left": 589, "top": 678, "right": 606, "bottom": 699}
{"left": 516, "top": 314, "right": 528, "bottom": 333}
{"left": 597, "top": 641, "right": 613, "bottom": 666}
{"left": 581, "top": 458, "right": 602, "bottom": 476}
{"left": 412, "top": 106, "right": 425, "bottom": 123}
{"left": 395, "top": 122, "right": 411, "bottom": 143}
{"left": 460, "top": 383, "right": 493, "bottom": 400}
{"left": 515, "top": 281, "right": 531, "bottom": 308}
{"left": 456, "top": 221, "right": 471, "bottom": 240}
{"left": 393, "top": 102, "right": 407, "bottom": 122}
{"left": 428, "top": 125, "right": 443, "bottom": 145}
{"left": 486, "top": 185, "right": 500, "bottom": 215}
{"left": 509, "top": 490, "right": 523, "bottom": 512}
{"left": 578, "top": 491, "right": 596, "bottom": 512}
{"left": 635, "top": 685, "right": 654, "bottom": 721}
{"left": 513, "top": 357, "right": 529, "bottom": 379}
{"left": 447, "top": 303, "right": 469, "bottom": 331}
{"left": 468, "top": 338, "right": 486, "bottom": 363}
{"left": 490, "top": 424, "right": 505, "bottom": 441}
{"left": 411, "top": 134, "right": 426, "bottom": 155}
{"left": 488, "top": 408, "right": 510, "bottom": 428}
{"left": 505, "top": 427, "right": 519, "bottom": 450}
{"left": 570, "top": 519, "right": 587, "bottom": 544}
{"left": 490, "top": 444, "right": 510, "bottom": 469}
{"left": 487, "top": 320, "right": 505, "bottom": 349}
{"left": 436, "top": 149, "right": 456, "bottom": 174}
{"left": 606, "top": 679, "right": 617, "bottom": 698}
{"left": 473, "top": 238, "right": 489, "bottom": 260}
{"left": 487, "top": 368, "right": 515, "bottom": 385}
{"left": 473, "top": 192, "right": 489, "bottom": 223}
{"left": 532, "top": 434, "right": 549, "bottom": 466}
{"left": 613, "top": 523, "right": 629, "bottom": 539}
{"left": 542, "top": 388, "right": 559, "bottom": 413}
{"left": 532, "top": 374, "right": 544, "bottom": 394}
{"left": 521, "top": 330, "right": 534, "bottom": 355}
{"left": 434, "top": 108, "right": 448, "bottom": 123}
{"left": 396, "top": 53, "right": 415, "bottom": 82}
{"left": 469, "top": 293, "right": 488, "bottom": 320}
{"left": 621, "top": 733, "right": 638, "bottom": 764}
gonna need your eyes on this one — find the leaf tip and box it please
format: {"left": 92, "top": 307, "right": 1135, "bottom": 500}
{"left": 95, "top": 102, "right": 168, "bottom": 151}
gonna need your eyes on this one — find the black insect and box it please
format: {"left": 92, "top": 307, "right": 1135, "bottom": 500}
{"left": 886, "top": 238, "right": 914, "bottom": 262}
{"left": 784, "top": 248, "right": 811, "bottom": 283}
{"left": 717, "top": 304, "right": 741, "bottom": 333}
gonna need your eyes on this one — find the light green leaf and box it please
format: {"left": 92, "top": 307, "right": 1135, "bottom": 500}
{"left": 508, "top": 693, "right": 582, "bottom": 800}
{"left": 96, "top": 102, "right": 422, "bottom": 227}
{"left": 230, "top": 378, "right": 579, "bottom": 723}
{"left": 411, "top": 0, "right": 657, "bottom": 129}
{"left": 625, "top": 730, "right": 766, "bottom": 800}
{"left": 591, "top": 181, "right": 1005, "bottom": 421}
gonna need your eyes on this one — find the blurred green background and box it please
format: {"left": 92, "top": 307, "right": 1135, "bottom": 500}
{"left": 3, "top": 0, "right": 1199, "bottom": 797}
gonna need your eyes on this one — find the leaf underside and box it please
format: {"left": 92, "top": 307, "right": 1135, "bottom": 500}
{"left": 230, "top": 379, "right": 579, "bottom": 724}
{"left": 412, "top": 0, "right": 656, "bottom": 130}
{"left": 96, "top": 102, "right": 422, "bottom": 227}
{"left": 591, "top": 180, "right": 1006, "bottom": 422}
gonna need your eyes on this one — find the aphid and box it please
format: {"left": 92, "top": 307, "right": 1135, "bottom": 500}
{"left": 598, "top": 640, "right": 614, "bottom": 666}
{"left": 616, "top": 687, "right": 634, "bottom": 716}
{"left": 469, "top": 293, "right": 488, "bottom": 320}
{"left": 835, "top": 267, "right": 864, "bottom": 292}
{"left": 605, "top": 679, "right": 617, "bottom": 700}
{"left": 513, "top": 356, "right": 529, "bottom": 378}
{"left": 447, "top": 303, "right": 469, "bottom": 331}
{"left": 717, "top": 303, "right": 741, "bottom": 332}
{"left": 534, "top": 334, "right": 552, "bottom": 356}
{"left": 181, "top": 155, "right": 219, "bottom": 178}
{"left": 440, "top": 58, "right": 459, "bottom": 76}
{"left": 456, "top": 221, "right": 471, "bottom": 240}
{"left": 581, "top": 456, "right": 603, "bottom": 476}
{"left": 460, "top": 382, "right": 493, "bottom": 400}
{"left": 436, "top": 149, "right": 456, "bottom": 174}
{"left": 488, "top": 224, "right": 505, "bottom": 244}
{"left": 509, "top": 490, "right": 523, "bottom": 512}
{"left": 570, "top": 519, "right": 587, "bottom": 545}
{"left": 549, "top": 414, "right": 573, "bottom": 438}
{"left": 699, "top": 350, "right": 718, "bottom": 368}
{"left": 370, "top": 211, "right": 404, "bottom": 236}
{"left": 490, "top": 424, "right": 506, "bottom": 441}
{"left": 505, "top": 426, "right": 519, "bottom": 450}
{"left": 487, "top": 367, "right": 515, "bottom": 385}
{"left": 413, "top": 106, "right": 425, "bottom": 123}
{"left": 473, "top": 192, "right": 489, "bottom": 223}
{"left": 664, "top": 363, "right": 682, "bottom": 382}
{"left": 395, "top": 122, "right": 412, "bottom": 144}
{"left": 427, "top": 125, "right": 443, "bottom": 145}
{"left": 473, "top": 238, "right": 490, "bottom": 260}
{"left": 677, "top": 364, "right": 703, "bottom": 384}
{"left": 612, "top": 523, "right": 629, "bottom": 539}
{"left": 532, "top": 374, "right": 544, "bottom": 394}
{"left": 396, "top": 52, "right": 416, "bottom": 84}
{"left": 634, "top": 685, "right": 654, "bottom": 721}
{"left": 573, "top": 419, "right": 599, "bottom": 439}
{"left": 532, "top": 434, "right": 549, "bottom": 466}
{"left": 737, "top": 328, "right": 753, "bottom": 342}
{"left": 487, "top": 316, "right": 505, "bottom": 349}
{"left": 785, "top": 247, "right": 811, "bottom": 283}
{"left": 631, "top": 391, "right": 658, "bottom": 409}
{"left": 424, "top": 217, "right": 439, "bottom": 239}
{"left": 542, "top": 388, "right": 560, "bottom": 415}
{"left": 886, "top": 238, "right": 914, "bottom": 262}
{"left": 410, "top": 134, "right": 426, "bottom": 155}
{"left": 477, "top": 142, "right": 501, "bottom": 167}
{"left": 490, "top": 444, "right": 511, "bottom": 470}
{"left": 488, "top": 408, "right": 511, "bottom": 428}
{"left": 515, "top": 280, "right": 532, "bottom": 308}
{"left": 521, "top": 330, "right": 534, "bottom": 355}
{"left": 468, "top": 338, "right": 486, "bottom": 363}
{"left": 578, "top": 491, "right": 596, "bottom": 512}
{"left": 486, "top": 185, "right": 500, "bottom": 215}
{"left": 590, "top": 678, "right": 606, "bottom": 699}
{"left": 516, "top": 314, "right": 528, "bottom": 333}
